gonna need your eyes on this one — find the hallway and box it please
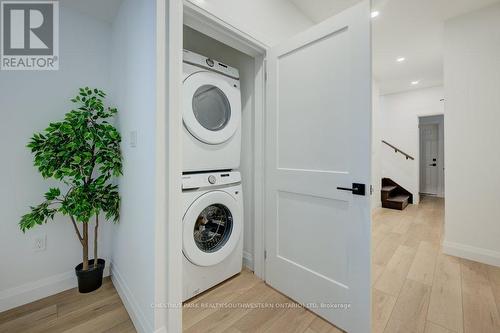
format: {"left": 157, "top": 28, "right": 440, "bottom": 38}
{"left": 372, "top": 196, "right": 500, "bottom": 333}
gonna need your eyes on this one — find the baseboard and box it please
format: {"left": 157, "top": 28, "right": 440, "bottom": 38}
{"left": 0, "top": 261, "right": 110, "bottom": 313}
{"left": 110, "top": 262, "right": 152, "bottom": 333}
{"left": 243, "top": 251, "right": 253, "bottom": 270}
{"left": 443, "top": 241, "right": 500, "bottom": 267}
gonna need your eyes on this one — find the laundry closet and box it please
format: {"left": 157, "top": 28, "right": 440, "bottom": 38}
{"left": 181, "top": 24, "right": 258, "bottom": 300}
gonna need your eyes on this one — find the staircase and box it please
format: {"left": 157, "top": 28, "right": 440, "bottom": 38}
{"left": 381, "top": 178, "right": 413, "bottom": 210}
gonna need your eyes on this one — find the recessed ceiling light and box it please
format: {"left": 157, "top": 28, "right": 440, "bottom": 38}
{"left": 371, "top": 11, "right": 380, "bottom": 18}
{"left": 411, "top": 80, "right": 420, "bottom": 85}
{"left": 397, "top": 57, "right": 406, "bottom": 63}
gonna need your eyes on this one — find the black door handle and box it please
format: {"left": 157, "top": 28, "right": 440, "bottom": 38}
{"left": 337, "top": 183, "right": 366, "bottom": 196}
{"left": 429, "top": 163, "right": 437, "bottom": 166}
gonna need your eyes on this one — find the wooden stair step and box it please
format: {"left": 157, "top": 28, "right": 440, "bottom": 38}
{"left": 386, "top": 195, "right": 410, "bottom": 203}
{"left": 381, "top": 178, "right": 413, "bottom": 210}
{"left": 381, "top": 186, "right": 397, "bottom": 192}
{"left": 383, "top": 194, "right": 410, "bottom": 211}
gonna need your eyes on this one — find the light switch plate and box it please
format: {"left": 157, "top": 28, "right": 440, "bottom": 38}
{"left": 130, "top": 130, "right": 137, "bottom": 148}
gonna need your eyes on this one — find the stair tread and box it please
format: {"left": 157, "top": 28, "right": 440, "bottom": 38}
{"left": 381, "top": 186, "right": 397, "bottom": 192}
{"left": 386, "top": 195, "right": 410, "bottom": 203}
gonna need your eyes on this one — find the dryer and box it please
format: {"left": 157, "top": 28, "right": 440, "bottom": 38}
{"left": 182, "top": 171, "right": 243, "bottom": 301}
{"left": 183, "top": 50, "right": 242, "bottom": 173}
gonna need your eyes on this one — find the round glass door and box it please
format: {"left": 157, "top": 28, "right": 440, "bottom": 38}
{"left": 183, "top": 71, "right": 241, "bottom": 145}
{"left": 192, "top": 85, "right": 231, "bottom": 132}
{"left": 193, "top": 204, "right": 233, "bottom": 253}
{"left": 183, "top": 191, "right": 242, "bottom": 266}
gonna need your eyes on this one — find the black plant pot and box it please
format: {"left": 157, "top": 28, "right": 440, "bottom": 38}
{"left": 75, "top": 259, "right": 105, "bottom": 293}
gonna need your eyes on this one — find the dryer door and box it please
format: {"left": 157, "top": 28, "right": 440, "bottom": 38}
{"left": 183, "top": 71, "right": 241, "bottom": 145}
{"left": 183, "top": 191, "right": 242, "bottom": 266}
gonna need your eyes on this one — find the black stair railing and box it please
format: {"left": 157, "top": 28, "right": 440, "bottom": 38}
{"left": 381, "top": 140, "right": 415, "bottom": 160}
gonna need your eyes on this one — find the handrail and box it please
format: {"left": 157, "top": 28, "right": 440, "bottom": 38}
{"left": 381, "top": 140, "right": 415, "bottom": 160}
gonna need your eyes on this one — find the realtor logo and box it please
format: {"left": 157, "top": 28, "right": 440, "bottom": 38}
{"left": 1, "top": 1, "right": 59, "bottom": 70}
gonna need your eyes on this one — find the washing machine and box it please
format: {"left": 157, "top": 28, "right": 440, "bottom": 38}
{"left": 182, "top": 49, "right": 242, "bottom": 173}
{"left": 182, "top": 171, "right": 243, "bottom": 301}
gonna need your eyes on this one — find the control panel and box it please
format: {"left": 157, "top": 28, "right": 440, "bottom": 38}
{"left": 183, "top": 49, "right": 239, "bottom": 79}
{"left": 182, "top": 171, "right": 241, "bottom": 190}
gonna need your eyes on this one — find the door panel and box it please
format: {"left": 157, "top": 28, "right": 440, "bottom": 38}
{"left": 264, "top": 1, "right": 371, "bottom": 332}
{"left": 277, "top": 191, "right": 349, "bottom": 285}
{"left": 420, "top": 124, "right": 439, "bottom": 195}
{"left": 277, "top": 28, "right": 350, "bottom": 172}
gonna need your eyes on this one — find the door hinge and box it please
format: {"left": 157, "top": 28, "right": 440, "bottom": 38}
{"left": 370, "top": 185, "right": 374, "bottom": 195}
{"left": 264, "top": 250, "right": 267, "bottom": 260}
{"left": 264, "top": 59, "right": 267, "bottom": 82}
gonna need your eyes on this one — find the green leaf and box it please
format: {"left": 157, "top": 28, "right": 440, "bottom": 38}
{"left": 44, "top": 188, "right": 61, "bottom": 200}
{"left": 21, "top": 87, "right": 123, "bottom": 234}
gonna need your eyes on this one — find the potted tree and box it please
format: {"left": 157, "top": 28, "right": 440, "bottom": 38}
{"left": 20, "top": 87, "right": 122, "bottom": 293}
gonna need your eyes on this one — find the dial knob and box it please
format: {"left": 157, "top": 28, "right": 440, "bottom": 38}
{"left": 206, "top": 58, "right": 215, "bottom": 67}
{"left": 208, "top": 175, "right": 216, "bottom": 184}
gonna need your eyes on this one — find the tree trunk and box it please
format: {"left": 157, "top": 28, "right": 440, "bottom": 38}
{"left": 94, "top": 215, "right": 99, "bottom": 268}
{"left": 82, "top": 223, "right": 89, "bottom": 271}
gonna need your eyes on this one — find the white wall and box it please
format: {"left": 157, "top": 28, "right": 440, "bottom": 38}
{"left": 0, "top": 6, "right": 113, "bottom": 312}
{"left": 443, "top": 3, "right": 500, "bottom": 267}
{"left": 183, "top": 26, "right": 257, "bottom": 269}
{"left": 371, "top": 80, "right": 382, "bottom": 209}
{"left": 109, "top": 0, "right": 156, "bottom": 332}
{"left": 379, "top": 86, "right": 445, "bottom": 203}
{"left": 185, "top": 0, "right": 313, "bottom": 47}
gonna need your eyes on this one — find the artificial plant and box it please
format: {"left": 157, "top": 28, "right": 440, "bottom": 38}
{"left": 20, "top": 87, "right": 122, "bottom": 271}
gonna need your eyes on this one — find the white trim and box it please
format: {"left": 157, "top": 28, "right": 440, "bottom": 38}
{"left": 443, "top": 241, "right": 500, "bottom": 267}
{"left": 0, "top": 264, "right": 110, "bottom": 313}
{"left": 253, "top": 55, "right": 266, "bottom": 279}
{"left": 157, "top": 0, "right": 184, "bottom": 332}
{"left": 183, "top": 1, "right": 268, "bottom": 57}
{"left": 111, "top": 263, "right": 151, "bottom": 333}
{"left": 242, "top": 250, "right": 254, "bottom": 270}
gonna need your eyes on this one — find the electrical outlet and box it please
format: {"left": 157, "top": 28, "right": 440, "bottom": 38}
{"left": 32, "top": 234, "right": 46, "bottom": 252}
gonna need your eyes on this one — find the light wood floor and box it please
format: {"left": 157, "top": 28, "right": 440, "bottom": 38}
{"left": 182, "top": 268, "right": 342, "bottom": 333}
{"left": 0, "top": 278, "right": 135, "bottom": 333}
{"left": 3, "top": 196, "right": 500, "bottom": 333}
{"left": 372, "top": 196, "right": 500, "bottom": 333}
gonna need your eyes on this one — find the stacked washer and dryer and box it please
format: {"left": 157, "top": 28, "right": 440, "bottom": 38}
{"left": 181, "top": 50, "right": 244, "bottom": 301}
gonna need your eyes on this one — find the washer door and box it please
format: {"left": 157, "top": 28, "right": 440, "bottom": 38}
{"left": 183, "top": 191, "right": 242, "bottom": 266}
{"left": 183, "top": 71, "right": 241, "bottom": 145}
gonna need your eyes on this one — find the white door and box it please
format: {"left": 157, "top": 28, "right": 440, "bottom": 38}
{"left": 264, "top": 1, "right": 371, "bottom": 332}
{"left": 420, "top": 124, "right": 439, "bottom": 195}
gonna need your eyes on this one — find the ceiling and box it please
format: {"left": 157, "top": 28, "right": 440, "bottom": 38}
{"left": 62, "top": 0, "right": 500, "bottom": 95}
{"left": 289, "top": 0, "right": 362, "bottom": 22}
{"left": 290, "top": 0, "right": 500, "bottom": 95}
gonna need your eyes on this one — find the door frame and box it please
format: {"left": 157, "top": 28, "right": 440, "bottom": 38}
{"left": 418, "top": 114, "right": 445, "bottom": 198}
{"left": 163, "top": 1, "right": 267, "bottom": 331}
{"left": 182, "top": 0, "right": 268, "bottom": 279}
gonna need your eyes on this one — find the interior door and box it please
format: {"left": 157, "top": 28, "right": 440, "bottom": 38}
{"left": 420, "top": 124, "right": 439, "bottom": 195}
{"left": 264, "top": 1, "right": 371, "bottom": 332}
